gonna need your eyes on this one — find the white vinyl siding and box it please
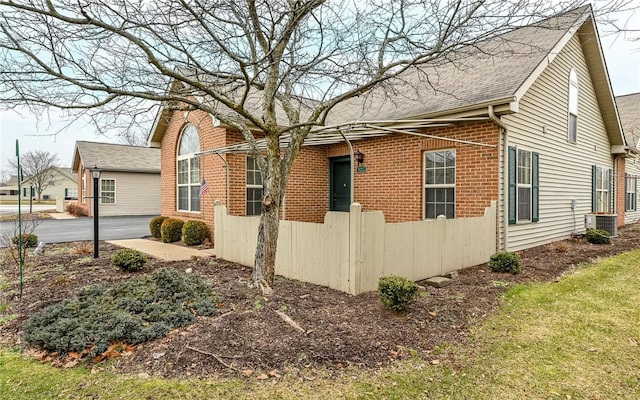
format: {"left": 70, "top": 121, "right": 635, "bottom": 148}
{"left": 95, "top": 172, "right": 160, "bottom": 216}
{"left": 501, "top": 34, "right": 614, "bottom": 251}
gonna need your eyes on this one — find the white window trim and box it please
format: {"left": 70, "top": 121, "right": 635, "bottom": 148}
{"left": 595, "top": 165, "right": 611, "bottom": 213}
{"left": 626, "top": 176, "right": 637, "bottom": 212}
{"left": 176, "top": 124, "right": 201, "bottom": 213}
{"left": 100, "top": 178, "right": 116, "bottom": 205}
{"left": 516, "top": 148, "right": 533, "bottom": 223}
{"left": 568, "top": 68, "right": 579, "bottom": 143}
{"left": 246, "top": 156, "right": 263, "bottom": 216}
{"left": 423, "top": 149, "right": 456, "bottom": 219}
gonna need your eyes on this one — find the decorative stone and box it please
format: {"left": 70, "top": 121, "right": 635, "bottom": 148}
{"left": 424, "top": 276, "right": 452, "bottom": 288}
{"left": 34, "top": 241, "right": 45, "bottom": 256}
{"left": 442, "top": 271, "right": 458, "bottom": 279}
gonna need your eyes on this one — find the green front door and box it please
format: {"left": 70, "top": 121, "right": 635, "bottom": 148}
{"left": 330, "top": 157, "right": 351, "bottom": 212}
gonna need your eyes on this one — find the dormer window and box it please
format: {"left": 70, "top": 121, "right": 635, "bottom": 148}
{"left": 568, "top": 69, "right": 578, "bottom": 143}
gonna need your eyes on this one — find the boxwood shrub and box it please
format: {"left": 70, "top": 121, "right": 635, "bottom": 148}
{"left": 586, "top": 228, "right": 611, "bottom": 244}
{"left": 489, "top": 251, "right": 521, "bottom": 274}
{"left": 160, "top": 218, "right": 184, "bottom": 243}
{"left": 149, "top": 216, "right": 168, "bottom": 239}
{"left": 182, "top": 220, "right": 210, "bottom": 246}
{"left": 378, "top": 275, "right": 419, "bottom": 312}
{"left": 111, "top": 249, "right": 148, "bottom": 272}
{"left": 12, "top": 233, "right": 38, "bottom": 248}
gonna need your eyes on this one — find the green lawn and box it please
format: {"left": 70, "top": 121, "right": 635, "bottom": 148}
{"left": 1, "top": 251, "right": 639, "bottom": 399}
{"left": 0, "top": 199, "right": 56, "bottom": 205}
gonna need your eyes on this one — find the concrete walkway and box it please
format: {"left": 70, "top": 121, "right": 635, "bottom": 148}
{"left": 48, "top": 212, "right": 77, "bottom": 220}
{"left": 107, "top": 239, "right": 216, "bottom": 261}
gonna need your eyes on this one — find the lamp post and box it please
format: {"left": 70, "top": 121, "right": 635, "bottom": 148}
{"left": 90, "top": 165, "right": 101, "bottom": 258}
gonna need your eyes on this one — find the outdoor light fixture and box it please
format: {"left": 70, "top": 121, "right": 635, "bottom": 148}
{"left": 91, "top": 166, "right": 102, "bottom": 180}
{"left": 90, "top": 165, "right": 102, "bottom": 258}
{"left": 354, "top": 150, "right": 364, "bottom": 164}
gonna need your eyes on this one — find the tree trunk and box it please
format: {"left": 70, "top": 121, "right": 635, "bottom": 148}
{"left": 251, "top": 135, "right": 283, "bottom": 294}
{"left": 251, "top": 202, "right": 280, "bottom": 293}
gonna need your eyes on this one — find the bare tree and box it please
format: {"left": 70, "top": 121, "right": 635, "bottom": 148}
{"left": 0, "top": 0, "right": 632, "bottom": 292}
{"left": 8, "top": 150, "right": 59, "bottom": 201}
{"left": 0, "top": 169, "right": 11, "bottom": 186}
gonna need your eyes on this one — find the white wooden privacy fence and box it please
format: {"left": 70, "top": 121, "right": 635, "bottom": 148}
{"left": 214, "top": 201, "right": 497, "bottom": 295}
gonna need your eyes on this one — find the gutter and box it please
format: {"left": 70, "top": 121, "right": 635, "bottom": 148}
{"left": 488, "top": 105, "right": 508, "bottom": 251}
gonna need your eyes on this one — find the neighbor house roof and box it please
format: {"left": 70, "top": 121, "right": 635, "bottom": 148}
{"left": 148, "top": 5, "right": 624, "bottom": 150}
{"left": 21, "top": 165, "right": 77, "bottom": 184}
{"left": 72, "top": 141, "right": 160, "bottom": 173}
{"left": 616, "top": 93, "right": 640, "bottom": 149}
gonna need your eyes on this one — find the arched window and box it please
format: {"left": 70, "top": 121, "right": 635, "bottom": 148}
{"left": 176, "top": 124, "right": 201, "bottom": 212}
{"left": 568, "top": 69, "right": 578, "bottom": 142}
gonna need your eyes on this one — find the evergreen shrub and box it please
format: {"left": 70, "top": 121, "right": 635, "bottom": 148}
{"left": 378, "top": 275, "right": 419, "bottom": 311}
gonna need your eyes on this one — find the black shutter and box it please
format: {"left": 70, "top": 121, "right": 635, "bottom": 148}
{"left": 508, "top": 146, "right": 516, "bottom": 225}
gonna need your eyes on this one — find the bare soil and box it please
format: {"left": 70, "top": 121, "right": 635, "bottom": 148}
{"left": 2, "top": 224, "right": 640, "bottom": 378}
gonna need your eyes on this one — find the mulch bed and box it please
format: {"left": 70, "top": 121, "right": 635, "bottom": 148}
{"left": 1, "top": 224, "right": 640, "bottom": 379}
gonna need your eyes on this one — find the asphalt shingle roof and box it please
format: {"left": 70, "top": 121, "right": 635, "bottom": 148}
{"left": 326, "top": 6, "right": 588, "bottom": 124}
{"left": 75, "top": 141, "right": 160, "bottom": 173}
{"left": 616, "top": 93, "right": 640, "bottom": 149}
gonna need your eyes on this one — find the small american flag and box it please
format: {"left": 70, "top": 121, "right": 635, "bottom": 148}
{"left": 199, "top": 178, "right": 209, "bottom": 196}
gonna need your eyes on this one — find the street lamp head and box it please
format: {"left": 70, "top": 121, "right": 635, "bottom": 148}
{"left": 90, "top": 165, "right": 102, "bottom": 179}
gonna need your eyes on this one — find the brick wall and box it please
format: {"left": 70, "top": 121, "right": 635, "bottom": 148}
{"left": 317, "top": 121, "right": 500, "bottom": 222}
{"left": 160, "top": 113, "right": 501, "bottom": 230}
{"left": 160, "top": 109, "right": 227, "bottom": 239}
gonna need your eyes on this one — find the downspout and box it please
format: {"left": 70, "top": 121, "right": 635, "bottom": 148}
{"left": 338, "top": 129, "right": 356, "bottom": 205}
{"left": 488, "top": 105, "right": 508, "bottom": 251}
{"left": 214, "top": 153, "right": 230, "bottom": 214}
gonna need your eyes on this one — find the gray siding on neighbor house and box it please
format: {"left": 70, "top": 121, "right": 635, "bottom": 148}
{"left": 97, "top": 171, "right": 160, "bottom": 216}
{"left": 502, "top": 34, "right": 614, "bottom": 251}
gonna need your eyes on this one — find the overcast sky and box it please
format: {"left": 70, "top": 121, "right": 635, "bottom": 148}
{"left": 1, "top": 9, "right": 639, "bottom": 173}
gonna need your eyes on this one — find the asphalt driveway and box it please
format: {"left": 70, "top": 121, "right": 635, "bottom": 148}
{"left": 0, "top": 215, "right": 153, "bottom": 245}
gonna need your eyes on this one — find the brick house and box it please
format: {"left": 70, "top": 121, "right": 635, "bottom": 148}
{"left": 148, "top": 6, "right": 628, "bottom": 253}
{"left": 71, "top": 141, "right": 161, "bottom": 217}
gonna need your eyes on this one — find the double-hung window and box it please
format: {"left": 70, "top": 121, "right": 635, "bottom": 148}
{"left": 568, "top": 69, "right": 579, "bottom": 143}
{"left": 424, "top": 150, "right": 455, "bottom": 219}
{"left": 100, "top": 179, "right": 116, "bottom": 204}
{"left": 508, "top": 147, "right": 539, "bottom": 224}
{"left": 177, "top": 124, "right": 201, "bottom": 212}
{"left": 246, "top": 156, "right": 263, "bottom": 216}
{"left": 626, "top": 175, "right": 637, "bottom": 212}
{"left": 591, "top": 165, "right": 612, "bottom": 213}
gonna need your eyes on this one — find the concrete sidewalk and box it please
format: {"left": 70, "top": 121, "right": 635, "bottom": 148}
{"left": 48, "top": 211, "right": 77, "bottom": 220}
{"left": 107, "top": 238, "right": 216, "bottom": 261}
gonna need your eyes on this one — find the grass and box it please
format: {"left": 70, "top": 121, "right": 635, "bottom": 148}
{"left": 0, "top": 199, "right": 56, "bottom": 205}
{"left": 1, "top": 251, "right": 639, "bottom": 399}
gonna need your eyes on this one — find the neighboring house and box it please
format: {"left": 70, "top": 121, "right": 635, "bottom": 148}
{"left": 71, "top": 141, "right": 161, "bottom": 217}
{"left": 148, "top": 5, "right": 627, "bottom": 256}
{"left": 617, "top": 93, "right": 640, "bottom": 225}
{"left": 0, "top": 175, "right": 19, "bottom": 196}
{"left": 20, "top": 166, "right": 78, "bottom": 201}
